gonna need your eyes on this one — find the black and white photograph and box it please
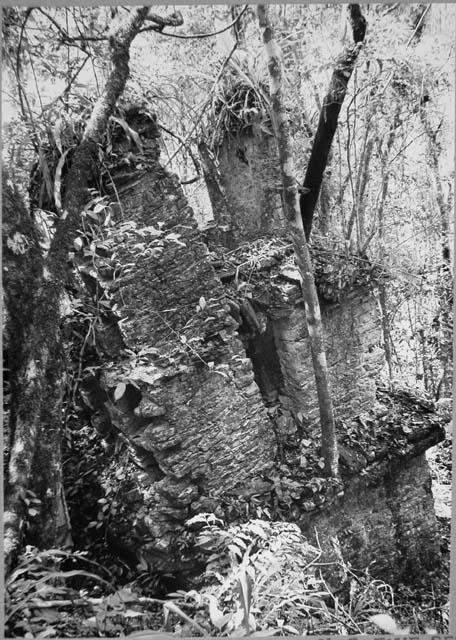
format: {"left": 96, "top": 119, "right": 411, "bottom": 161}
{"left": 2, "top": 3, "right": 454, "bottom": 636}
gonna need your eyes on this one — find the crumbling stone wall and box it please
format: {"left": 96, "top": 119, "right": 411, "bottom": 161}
{"left": 300, "top": 453, "right": 442, "bottom": 586}
{"left": 207, "top": 124, "right": 386, "bottom": 431}
{"left": 204, "top": 234, "right": 443, "bottom": 588}
{"left": 85, "top": 110, "right": 443, "bottom": 587}
{"left": 211, "top": 245, "right": 385, "bottom": 436}
{"left": 93, "top": 113, "right": 276, "bottom": 567}
{"left": 270, "top": 289, "right": 384, "bottom": 431}
{"left": 214, "top": 127, "right": 285, "bottom": 242}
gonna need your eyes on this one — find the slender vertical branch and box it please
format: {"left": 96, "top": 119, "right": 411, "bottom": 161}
{"left": 258, "top": 5, "right": 339, "bottom": 478}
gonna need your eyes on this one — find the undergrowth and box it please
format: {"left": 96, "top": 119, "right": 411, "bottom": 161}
{"left": 5, "top": 546, "right": 161, "bottom": 638}
{"left": 160, "top": 515, "right": 396, "bottom": 636}
{"left": 5, "top": 516, "right": 447, "bottom": 637}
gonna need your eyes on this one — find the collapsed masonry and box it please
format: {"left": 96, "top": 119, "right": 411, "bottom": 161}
{"left": 83, "top": 109, "right": 444, "bottom": 587}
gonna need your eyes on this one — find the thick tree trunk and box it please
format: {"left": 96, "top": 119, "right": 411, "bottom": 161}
{"left": 3, "top": 176, "right": 50, "bottom": 570}
{"left": 300, "top": 4, "right": 366, "bottom": 240}
{"left": 3, "top": 6, "right": 152, "bottom": 575}
{"left": 29, "top": 348, "right": 72, "bottom": 549}
{"left": 258, "top": 5, "right": 339, "bottom": 478}
{"left": 2, "top": 176, "right": 44, "bottom": 461}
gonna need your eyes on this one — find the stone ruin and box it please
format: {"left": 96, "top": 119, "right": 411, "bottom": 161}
{"left": 202, "top": 125, "right": 285, "bottom": 244}
{"left": 79, "top": 108, "right": 445, "bottom": 588}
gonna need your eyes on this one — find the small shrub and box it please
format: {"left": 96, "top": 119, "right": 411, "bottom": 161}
{"left": 161, "top": 515, "right": 396, "bottom": 636}
{"left": 5, "top": 546, "right": 160, "bottom": 638}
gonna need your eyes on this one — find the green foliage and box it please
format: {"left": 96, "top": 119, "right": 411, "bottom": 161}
{"left": 5, "top": 546, "right": 163, "bottom": 638}
{"left": 160, "top": 516, "right": 396, "bottom": 636}
{"left": 5, "top": 546, "right": 109, "bottom": 637}
{"left": 63, "top": 410, "right": 142, "bottom": 583}
{"left": 209, "top": 52, "right": 272, "bottom": 147}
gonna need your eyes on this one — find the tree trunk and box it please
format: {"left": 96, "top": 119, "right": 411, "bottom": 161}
{"left": 3, "top": 6, "right": 152, "bottom": 575}
{"left": 29, "top": 348, "right": 73, "bottom": 550}
{"left": 3, "top": 175, "right": 51, "bottom": 569}
{"left": 317, "top": 177, "right": 331, "bottom": 236}
{"left": 300, "top": 4, "right": 367, "bottom": 240}
{"left": 3, "top": 192, "right": 72, "bottom": 548}
{"left": 258, "top": 5, "right": 339, "bottom": 478}
{"left": 378, "top": 286, "right": 393, "bottom": 383}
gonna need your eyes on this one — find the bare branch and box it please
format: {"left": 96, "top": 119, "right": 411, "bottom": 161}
{"left": 37, "top": 8, "right": 107, "bottom": 47}
{"left": 163, "top": 41, "right": 239, "bottom": 169}
{"left": 139, "top": 5, "right": 248, "bottom": 39}
{"left": 145, "top": 10, "right": 184, "bottom": 29}
{"left": 158, "top": 123, "right": 201, "bottom": 175}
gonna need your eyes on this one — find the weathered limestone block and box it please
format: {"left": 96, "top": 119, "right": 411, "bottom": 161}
{"left": 89, "top": 114, "right": 442, "bottom": 588}
{"left": 265, "top": 290, "right": 383, "bottom": 433}
{"left": 201, "top": 121, "right": 444, "bottom": 589}
{"left": 299, "top": 453, "right": 442, "bottom": 586}
{"left": 133, "top": 422, "right": 181, "bottom": 452}
{"left": 214, "top": 128, "right": 285, "bottom": 242}
{"left": 96, "top": 122, "right": 276, "bottom": 564}
{"left": 155, "top": 478, "right": 199, "bottom": 506}
{"left": 210, "top": 242, "right": 385, "bottom": 434}
{"left": 134, "top": 396, "right": 166, "bottom": 418}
